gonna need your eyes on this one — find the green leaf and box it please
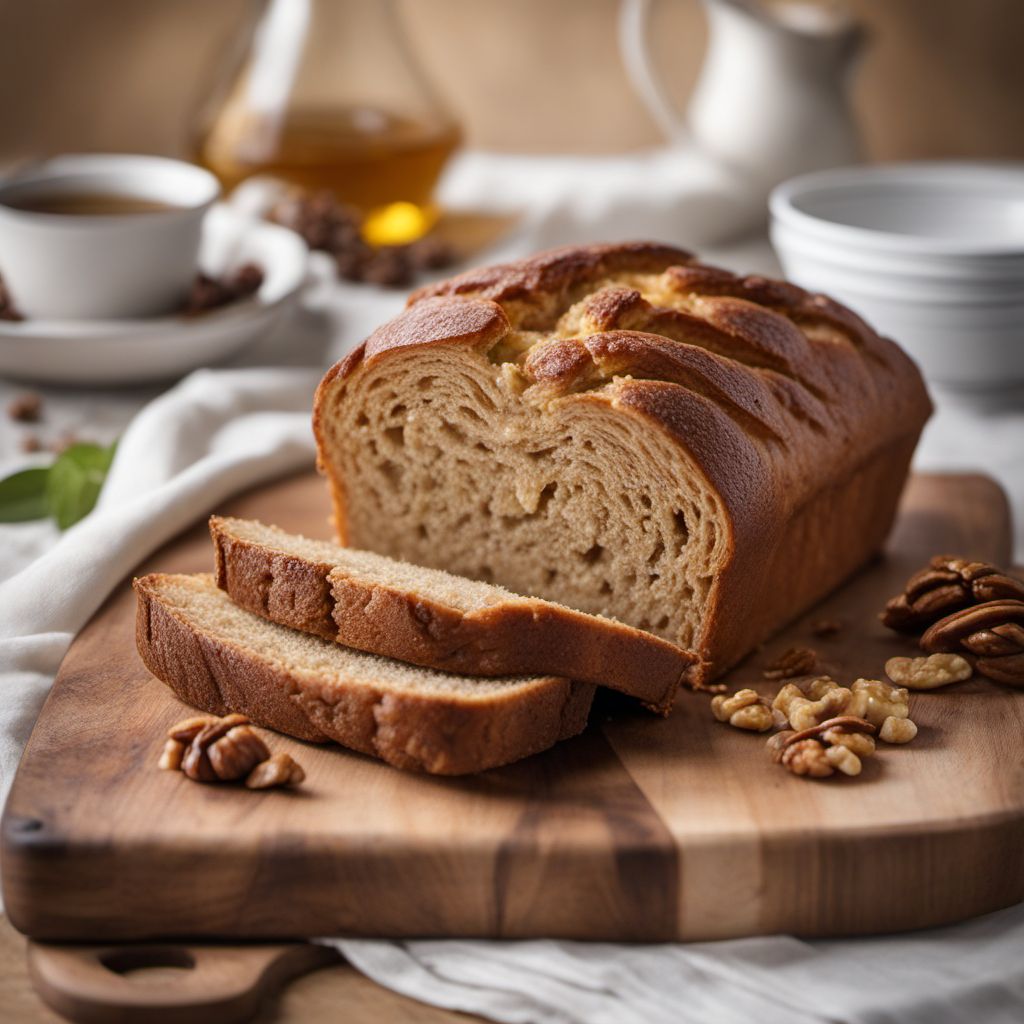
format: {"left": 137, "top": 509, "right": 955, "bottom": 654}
{"left": 0, "top": 467, "right": 51, "bottom": 522}
{"left": 46, "top": 441, "right": 118, "bottom": 530}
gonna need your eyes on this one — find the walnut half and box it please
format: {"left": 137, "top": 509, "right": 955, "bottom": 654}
{"left": 162, "top": 713, "right": 304, "bottom": 790}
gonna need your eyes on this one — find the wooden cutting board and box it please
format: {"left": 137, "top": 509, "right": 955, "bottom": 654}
{"left": 3, "top": 471, "right": 1023, "bottom": 947}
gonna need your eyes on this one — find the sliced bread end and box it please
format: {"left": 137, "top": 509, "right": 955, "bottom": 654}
{"left": 210, "top": 515, "right": 697, "bottom": 713}
{"left": 133, "top": 572, "right": 594, "bottom": 775}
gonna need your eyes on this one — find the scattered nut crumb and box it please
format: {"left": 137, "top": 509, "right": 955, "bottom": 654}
{"left": 763, "top": 646, "right": 818, "bottom": 680}
{"left": 811, "top": 618, "right": 842, "bottom": 637}
{"left": 7, "top": 392, "right": 42, "bottom": 423}
{"left": 246, "top": 752, "right": 306, "bottom": 790}
{"left": 20, "top": 434, "right": 42, "bottom": 453}
{"left": 879, "top": 716, "right": 918, "bottom": 744}
{"left": 886, "top": 653, "right": 972, "bottom": 690}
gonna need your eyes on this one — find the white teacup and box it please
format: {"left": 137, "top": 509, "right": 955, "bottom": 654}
{"left": 0, "top": 154, "right": 220, "bottom": 320}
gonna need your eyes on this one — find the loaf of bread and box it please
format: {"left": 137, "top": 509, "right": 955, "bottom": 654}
{"left": 134, "top": 573, "right": 594, "bottom": 774}
{"left": 210, "top": 515, "right": 696, "bottom": 712}
{"left": 314, "top": 243, "right": 931, "bottom": 683}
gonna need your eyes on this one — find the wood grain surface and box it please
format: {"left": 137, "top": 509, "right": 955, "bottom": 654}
{"left": 0, "top": 914, "right": 475, "bottom": 1024}
{"left": 3, "top": 471, "right": 1021, "bottom": 946}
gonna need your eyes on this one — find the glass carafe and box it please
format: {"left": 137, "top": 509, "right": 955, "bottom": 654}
{"left": 194, "top": 0, "right": 460, "bottom": 242}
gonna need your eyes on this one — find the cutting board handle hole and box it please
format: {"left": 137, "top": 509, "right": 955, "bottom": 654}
{"left": 99, "top": 946, "right": 196, "bottom": 976}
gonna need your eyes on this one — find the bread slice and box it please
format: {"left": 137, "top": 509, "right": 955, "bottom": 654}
{"left": 133, "top": 573, "right": 594, "bottom": 775}
{"left": 210, "top": 515, "right": 697, "bottom": 713}
{"left": 312, "top": 243, "right": 931, "bottom": 684}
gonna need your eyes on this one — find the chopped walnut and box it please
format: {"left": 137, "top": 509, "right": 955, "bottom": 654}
{"left": 879, "top": 716, "right": 918, "bottom": 744}
{"left": 788, "top": 686, "right": 853, "bottom": 732}
{"left": 885, "top": 653, "right": 972, "bottom": 690}
{"left": 781, "top": 738, "right": 834, "bottom": 778}
{"left": 824, "top": 744, "right": 862, "bottom": 776}
{"left": 763, "top": 646, "right": 818, "bottom": 680}
{"left": 847, "top": 678, "right": 909, "bottom": 727}
{"left": 771, "top": 676, "right": 839, "bottom": 724}
{"left": 767, "top": 715, "right": 875, "bottom": 779}
{"left": 820, "top": 727, "right": 875, "bottom": 758}
{"left": 710, "top": 689, "right": 774, "bottom": 732}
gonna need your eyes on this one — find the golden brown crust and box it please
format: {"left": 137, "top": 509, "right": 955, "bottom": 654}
{"left": 210, "top": 516, "right": 697, "bottom": 712}
{"left": 133, "top": 574, "right": 595, "bottom": 776}
{"left": 314, "top": 242, "right": 932, "bottom": 680}
{"left": 409, "top": 241, "right": 693, "bottom": 306}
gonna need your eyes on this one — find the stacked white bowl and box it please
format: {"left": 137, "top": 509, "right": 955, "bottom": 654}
{"left": 770, "top": 163, "right": 1024, "bottom": 391}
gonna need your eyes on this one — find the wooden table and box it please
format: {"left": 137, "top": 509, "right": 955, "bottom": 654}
{"left": 0, "top": 915, "right": 477, "bottom": 1023}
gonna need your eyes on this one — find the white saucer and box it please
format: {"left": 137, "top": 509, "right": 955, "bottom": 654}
{"left": 0, "top": 205, "right": 308, "bottom": 386}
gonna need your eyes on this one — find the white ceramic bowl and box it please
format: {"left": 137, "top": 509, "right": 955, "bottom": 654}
{"left": 770, "top": 163, "right": 1024, "bottom": 390}
{"left": 0, "top": 154, "right": 220, "bottom": 320}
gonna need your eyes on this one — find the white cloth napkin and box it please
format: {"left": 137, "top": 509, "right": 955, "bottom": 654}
{"left": 0, "top": 366, "right": 318, "bottom": 804}
{"left": 335, "top": 909, "right": 1024, "bottom": 1024}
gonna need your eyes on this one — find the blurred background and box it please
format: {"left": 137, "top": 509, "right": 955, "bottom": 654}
{"left": 2, "top": 0, "right": 1022, "bottom": 163}
{"left": 1, "top": 0, "right": 1022, "bottom": 555}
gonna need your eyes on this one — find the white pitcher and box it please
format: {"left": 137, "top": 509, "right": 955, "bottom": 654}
{"left": 619, "top": 0, "right": 865, "bottom": 190}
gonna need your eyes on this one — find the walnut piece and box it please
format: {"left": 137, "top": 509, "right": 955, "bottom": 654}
{"left": 246, "top": 753, "right": 306, "bottom": 790}
{"left": 208, "top": 725, "right": 270, "bottom": 781}
{"left": 766, "top": 730, "right": 797, "bottom": 763}
{"left": 879, "top": 716, "right": 918, "bottom": 744}
{"left": 767, "top": 715, "right": 875, "bottom": 779}
{"left": 824, "top": 744, "right": 862, "bottom": 776}
{"left": 885, "top": 653, "right": 972, "bottom": 690}
{"left": 180, "top": 714, "right": 252, "bottom": 782}
{"left": 162, "top": 711, "right": 304, "bottom": 790}
{"left": 820, "top": 727, "right": 875, "bottom": 758}
{"left": 710, "top": 689, "right": 774, "bottom": 732}
{"left": 788, "top": 687, "right": 853, "bottom": 732}
{"left": 772, "top": 676, "right": 839, "bottom": 723}
{"left": 781, "top": 738, "right": 834, "bottom": 778}
{"left": 763, "top": 646, "right": 818, "bottom": 680}
{"left": 847, "top": 678, "right": 909, "bottom": 727}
